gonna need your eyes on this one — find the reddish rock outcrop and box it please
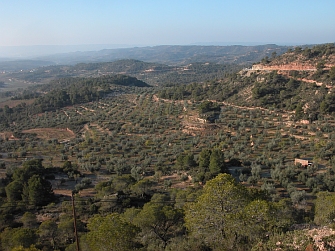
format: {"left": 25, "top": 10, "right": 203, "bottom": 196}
{"left": 252, "top": 63, "right": 316, "bottom": 71}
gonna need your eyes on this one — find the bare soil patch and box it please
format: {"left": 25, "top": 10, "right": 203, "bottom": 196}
{"left": 22, "top": 128, "right": 75, "bottom": 141}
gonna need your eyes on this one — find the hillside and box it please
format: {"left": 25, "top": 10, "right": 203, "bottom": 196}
{"left": 1, "top": 43, "right": 335, "bottom": 250}
{"left": 254, "top": 43, "right": 335, "bottom": 68}
{"left": 159, "top": 43, "right": 335, "bottom": 120}
{"left": 251, "top": 43, "right": 335, "bottom": 86}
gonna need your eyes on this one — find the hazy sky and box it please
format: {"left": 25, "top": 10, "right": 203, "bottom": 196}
{"left": 1, "top": 0, "right": 335, "bottom": 47}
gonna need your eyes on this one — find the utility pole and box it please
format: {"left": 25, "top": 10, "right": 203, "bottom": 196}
{"left": 72, "top": 192, "right": 80, "bottom": 251}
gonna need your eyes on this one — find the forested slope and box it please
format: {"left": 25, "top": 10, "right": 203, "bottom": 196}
{"left": 0, "top": 74, "right": 150, "bottom": 130}
{"left": 159, "top": 43, "right": 335, "bottom": 120}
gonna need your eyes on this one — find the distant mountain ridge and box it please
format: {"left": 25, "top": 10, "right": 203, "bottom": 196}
{"left": 36, "top": 44, "right": 290, "bottom": 66}
{"left": 0, "top": 44, "right": 291, "bottom": 73}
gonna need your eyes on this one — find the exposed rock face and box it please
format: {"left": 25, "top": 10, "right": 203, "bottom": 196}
{"left": 252, "top": 63, "right": 316, "bottom": 71}
{"left": 249, "top": 62, "right": 334, "bottom": 88}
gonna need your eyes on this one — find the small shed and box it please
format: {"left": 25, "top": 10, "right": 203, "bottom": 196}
{"left": 294, "top": 158, "right": 312, "bottom": 167}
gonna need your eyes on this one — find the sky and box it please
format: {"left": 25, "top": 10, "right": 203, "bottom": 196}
{"left": 1, "top": 0, "right": 335, "bottom": 49}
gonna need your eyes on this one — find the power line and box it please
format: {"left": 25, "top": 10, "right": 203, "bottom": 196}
{"left": 72, "top": 194, "right": 80, "bottom": 251}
